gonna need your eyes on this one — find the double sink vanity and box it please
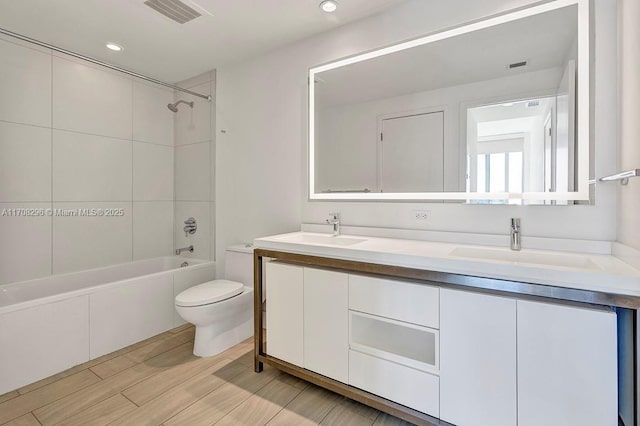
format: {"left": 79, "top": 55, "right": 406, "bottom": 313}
{"left": 252, "top": 230, "right": 640, "bottom": 426}
{"left": 250, "top": 0, "right": 638, "bottom": 424}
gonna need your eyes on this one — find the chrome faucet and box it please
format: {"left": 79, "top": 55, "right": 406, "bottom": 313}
{"left": 183, "top": 217, "right": 197, "bottom": 237}
{"left": 176, "top": 245, "right": 194, "bottom": 255}
{"left": 326, "top": 212, "right": 341, "bottom": 236}
{"left": 510, "top": 218, "right": 521, "bottom": 251}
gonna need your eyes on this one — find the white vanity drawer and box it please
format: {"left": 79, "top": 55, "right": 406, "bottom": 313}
{"left": 350, "top": 311, "right": 438, "bottom": 374}
{"left": 349, "top": 349, "right": 439, "bottom": 417}
{"left": 349, "top": 274, "right": 439, "bottom": 328}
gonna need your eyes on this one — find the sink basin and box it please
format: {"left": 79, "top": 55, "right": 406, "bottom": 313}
{"left": 450, "top": 247, "right": 600, "bottom": 270}
{"left": 280, "top": 234, "right": 367, "bottom": 247}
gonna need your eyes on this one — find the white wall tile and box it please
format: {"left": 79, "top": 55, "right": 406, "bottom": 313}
{"left": 175, "top": 201, "right": 210, "bottom": 260}
{"left": 53, "top": 56, "right": 132, "bottom": 140}
{"left": 0, "top": 122, "right": 51, "bottom": 202}
{"left": 53, "top": 130, "right": 132, "bottom": 201}
{"left": 133, "top": 201, "right": 174, "bottom": 260}
{"left": 177, "top": 71, "right": 213, "bottom": 90}
{"left": 0, "top": 203, "right": 52, "bottom": 284}
{"left": 0, "top": 295, "right": 89, "bottom": 394}
{"left": 52, "top": 202, "right": 132, "bottom": 274}
{"left": 0, "top": 38, "right": 51, "bottom": 127}
{"left": 133, "top": 142, "right": 173, "bottom": 201}
{"left": 174, "top": 82, "right": 211, "bottom": 145}
{"left": 175, "top": 142, "right": 209, "bottom": 201}
{"left": 133, "top": 80, "right": 174, "bottom": 146}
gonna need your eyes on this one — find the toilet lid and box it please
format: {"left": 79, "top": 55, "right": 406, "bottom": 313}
{"left": 175, "top": 280, "right": 244, "bottom": 307}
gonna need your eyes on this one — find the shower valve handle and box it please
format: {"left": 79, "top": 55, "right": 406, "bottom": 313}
{"left": 184, "top": 217, "right": 197, "bottom": 237}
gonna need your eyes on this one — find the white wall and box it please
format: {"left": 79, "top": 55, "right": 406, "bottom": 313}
{"left": 617, "top": 0, "right": 640, "bottom": 251}
{"left": 173, "top": 72, "right": 215, "bottom": 261}
{"left": 0, "top": 35, "right": 175, "bottom": 284}
{"left": 214, "top": 0, "right": 618, "bottom": 277}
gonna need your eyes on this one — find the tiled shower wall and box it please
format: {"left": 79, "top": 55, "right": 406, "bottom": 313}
{"left": 173, "top": 71, "right": 215, "bottom": 262}
{"left": 0, "top": 35, "right": 176, "bottom": 284}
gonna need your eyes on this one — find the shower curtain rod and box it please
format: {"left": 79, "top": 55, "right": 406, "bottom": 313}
{"left": 0, "top": 27, "right": 212, "bottom": 101}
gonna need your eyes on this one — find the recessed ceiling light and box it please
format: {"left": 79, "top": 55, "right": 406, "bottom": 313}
{"left": 106, "top": 43, "right": 123, "bottom": 52}
{"left": 320, "top": 0, "right": 337, "bottom": 13}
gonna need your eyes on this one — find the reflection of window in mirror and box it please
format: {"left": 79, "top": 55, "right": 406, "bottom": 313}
{"left": 466, "top": 89, "right": 574, "bottom": 204}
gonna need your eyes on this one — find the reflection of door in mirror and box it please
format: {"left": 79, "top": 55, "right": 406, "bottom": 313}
{"left": 555, "top": 60, "right": 576, "bottom": 193}
{"left": 543, "top": 113, "right": 554, "bottom": 202}
{"left": 378, "top": 111, "right": 444, "bottom": 193}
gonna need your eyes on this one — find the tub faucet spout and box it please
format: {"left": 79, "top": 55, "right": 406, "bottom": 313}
{"left": 176, "top": 245, "right": 194, "bottom": 255}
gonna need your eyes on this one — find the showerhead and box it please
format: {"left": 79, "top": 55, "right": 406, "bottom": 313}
{"left": 167, "top": 100, "right": 194, "bottom": 112}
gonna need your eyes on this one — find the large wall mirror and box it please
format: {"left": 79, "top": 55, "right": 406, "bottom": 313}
{"left": 309, "top": 0, "right": 590, "bottom": 202}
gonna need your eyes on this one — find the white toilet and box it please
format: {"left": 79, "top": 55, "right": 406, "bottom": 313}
{"left": 175, "top": 245, "right": 254, "bottom": 357}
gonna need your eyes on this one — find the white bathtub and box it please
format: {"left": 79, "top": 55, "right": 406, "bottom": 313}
{"left": 0, "top": 256, "right": 215, "bottom": 394}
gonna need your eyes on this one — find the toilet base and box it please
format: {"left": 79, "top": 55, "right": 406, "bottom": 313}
{"left": 193, "top": 317, "right": 253, "bottom": 357}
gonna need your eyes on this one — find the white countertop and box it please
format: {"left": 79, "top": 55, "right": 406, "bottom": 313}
{"left": 254, "top": 232, "right": 640, "bottom": 299}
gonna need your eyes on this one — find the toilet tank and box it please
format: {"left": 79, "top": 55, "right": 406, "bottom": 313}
{"left": 224, "top": 244, "right": 254, "bottom": 287}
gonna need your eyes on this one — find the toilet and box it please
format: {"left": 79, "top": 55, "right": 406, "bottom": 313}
{"left": 175, "top": 245, "right": 254, "bottom": 357}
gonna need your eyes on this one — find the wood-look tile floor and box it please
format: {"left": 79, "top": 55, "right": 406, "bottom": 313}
{"left": 0, "top": 324, "right": 415, "bottom": 426}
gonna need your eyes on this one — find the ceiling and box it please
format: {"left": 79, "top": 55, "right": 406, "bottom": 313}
{"left": 0, "top": 0, "right": 404, "bottom": 82}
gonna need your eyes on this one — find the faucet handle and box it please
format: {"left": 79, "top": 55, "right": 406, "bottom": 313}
{"left": 511, "top": 218, "right": 520, "bottom": 229}
{"left": 328, "top": 212, "right": 340, "bottom": 221}
{"left": 184, "top": 217, "right": 197, "bottom": 237}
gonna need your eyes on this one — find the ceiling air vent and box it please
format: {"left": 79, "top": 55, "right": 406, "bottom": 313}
{"left": 508, "top": 60, "right": 528, "bottom": 69}
{"left": 144, "top": 0, "right": 202, "bottom": 24}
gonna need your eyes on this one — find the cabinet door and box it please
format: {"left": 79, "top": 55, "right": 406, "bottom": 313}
{"left": 440, "top": 289, "right": 517, "bottom": 426}
{"left": 303, "top": 267, "right": 348, "bottom": 382}
{"left": 517, "top": 300, "right": 617, "bottom": 426}
{"left": 265, "top": 262, "right": 303, "bottom": 366}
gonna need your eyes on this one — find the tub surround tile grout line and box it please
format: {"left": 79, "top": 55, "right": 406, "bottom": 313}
{"left": 131, "top": 80, "right": 134, "bottom": 263}
{"left": 132, "top": 139, "right": 174, "bottom": 147}
{"left": 174, "top": 139, "right": 211, "bottom": 148}
{"left": 50, "top": 51, "right": 54, "bottom": 277}
{"left": 0, "top": 117, "right": 52, "bottom": 131}
{"left": 50, "top": 127, "right": 135, "bottom": 143}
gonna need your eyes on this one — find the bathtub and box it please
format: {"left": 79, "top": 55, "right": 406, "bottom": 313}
{"left": 0, "top": 256, "right": 215, "bottom": 394}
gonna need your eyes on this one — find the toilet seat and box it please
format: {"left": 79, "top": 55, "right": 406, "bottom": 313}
{"left": 175, "top": 280, "right": 244, "bottom": 307}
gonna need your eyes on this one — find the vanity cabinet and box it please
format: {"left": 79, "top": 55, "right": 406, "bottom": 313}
{"left": 440, "top": 289, "right": 618, "bottom": 426}
{"left": 260, "top": 253, "right": 620, "bottom": 426}
{"left": 264, "top": 261, "right": 303, "bottom": 366}
{"left": 517, "top": 300, "right": 617, "bottom": 426}
{"left": 440, "top": 289, "right": 517, "bottom": 426}
{"left": 349, "top": 275, "right": 440, "bottom": 417}
{"left": 265, "top": 262, "right": 349, "bottom": 380}
{"left": 303, "top": 267, "right": 348, "bottom": 382}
